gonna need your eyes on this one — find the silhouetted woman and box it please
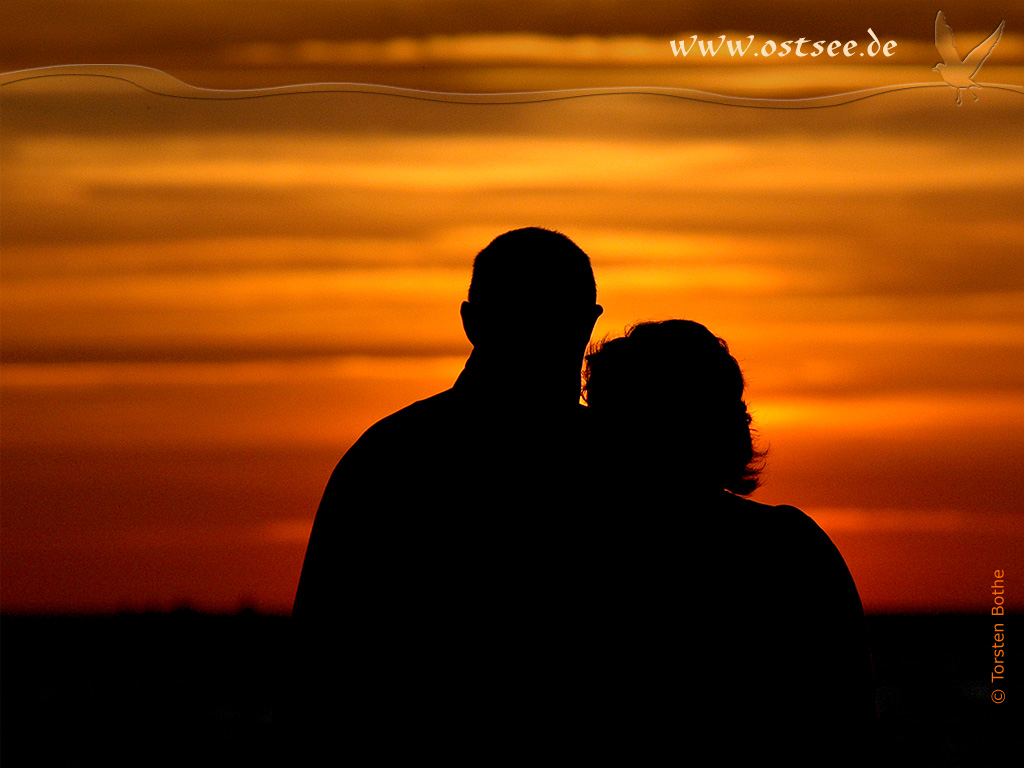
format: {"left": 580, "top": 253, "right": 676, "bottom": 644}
{"left": 581, "top": 320, "right": 876, "bottom": 765}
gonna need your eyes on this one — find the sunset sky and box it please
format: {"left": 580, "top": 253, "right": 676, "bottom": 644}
{"left": 2, "top": 1, "right": 1022, "bottom": 614}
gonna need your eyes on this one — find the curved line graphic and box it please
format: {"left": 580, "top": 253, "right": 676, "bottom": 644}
{"left": 2, "top": 64, "right": 1022, "bottom": 108}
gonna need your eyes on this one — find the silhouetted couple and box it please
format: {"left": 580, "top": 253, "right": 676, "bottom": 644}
{"left": 289, "top": 228, "right": 876, "bottom": 764}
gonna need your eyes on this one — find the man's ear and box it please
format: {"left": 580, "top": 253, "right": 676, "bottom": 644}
{"left": 460, "top": 301, "right": 478, "bottom": 347}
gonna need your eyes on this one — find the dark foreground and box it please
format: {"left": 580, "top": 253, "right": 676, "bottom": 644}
{"left": 1, "top": 612, "right": 1018, "bottom": 766}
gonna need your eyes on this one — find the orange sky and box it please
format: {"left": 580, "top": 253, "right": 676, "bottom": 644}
{"left": 2, "top": 1, "right": 1023, "bottom": 614}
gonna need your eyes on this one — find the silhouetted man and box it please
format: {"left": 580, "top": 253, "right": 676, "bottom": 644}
{"left": 288, "top": 228, "right": 603, "bottom": 759}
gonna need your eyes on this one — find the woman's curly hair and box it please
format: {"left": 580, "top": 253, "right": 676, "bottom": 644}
{"left": 583, "top": 319, "right": 764, "bottom": 495}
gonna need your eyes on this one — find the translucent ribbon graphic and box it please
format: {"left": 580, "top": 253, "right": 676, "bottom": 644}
{"left": 3, "top": 64, "right": 1022, "bottom": 108}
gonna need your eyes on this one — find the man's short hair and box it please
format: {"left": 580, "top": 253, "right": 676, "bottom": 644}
{"left": 468, "top": 228, "right": 597, "bottom": 308}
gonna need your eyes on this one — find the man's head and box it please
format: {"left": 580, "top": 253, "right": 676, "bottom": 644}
{"left": 460, "top": 228, "right": 603, "bottom": 366}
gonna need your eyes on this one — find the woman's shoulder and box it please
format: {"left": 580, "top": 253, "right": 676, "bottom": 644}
{"left": 726, "top": 494, "right": 859, "bottom": 584}
{"left": 715, "top": 493, "right": 838, "bottom": 547}
{"left": 717, "top": 491, "right": 808, "bottom": 521}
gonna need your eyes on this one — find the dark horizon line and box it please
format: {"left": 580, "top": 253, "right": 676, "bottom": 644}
{"left": 0, "top": 606, "right": 1009, "bottom": 620}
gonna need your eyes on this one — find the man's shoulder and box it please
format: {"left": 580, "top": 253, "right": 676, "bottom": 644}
{"left": 339, "top": 389, "right": 590, "bottom": 475}
{"left": 363, "top": 391, "right": 588, "bottom": 435}
{"left": 343, "top": 388, "right": 458, "bottom": 456}
{"left": 367, "top": 388, "right": 458, "bottom": 432}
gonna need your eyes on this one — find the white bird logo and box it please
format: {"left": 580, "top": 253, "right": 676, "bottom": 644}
{"left": 932, "top": 11, "right": 1005, "bottom": 105}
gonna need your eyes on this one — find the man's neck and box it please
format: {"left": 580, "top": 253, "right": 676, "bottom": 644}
{"left": 455, "top": 348, "right": 583, "bottom": 411}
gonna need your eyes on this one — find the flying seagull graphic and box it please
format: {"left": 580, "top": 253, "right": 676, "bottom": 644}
{"left": 932, "top": 11, "right": 1005, "bottom": 105}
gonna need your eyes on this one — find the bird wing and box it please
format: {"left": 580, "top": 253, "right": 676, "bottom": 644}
{"left": 964, "top": 20, "right": 1005, "bottom": 78}
{"left": 934, "top": 11, "right": 961, "bottom": 65}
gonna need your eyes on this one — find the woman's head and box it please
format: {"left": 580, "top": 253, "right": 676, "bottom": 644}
{"left": 583, "top": 320, "right": 763, "bottom": 495}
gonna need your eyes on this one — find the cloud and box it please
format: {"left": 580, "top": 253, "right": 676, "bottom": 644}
{"left": 218, "top": 31, "right": 1024, "bottom": 69}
